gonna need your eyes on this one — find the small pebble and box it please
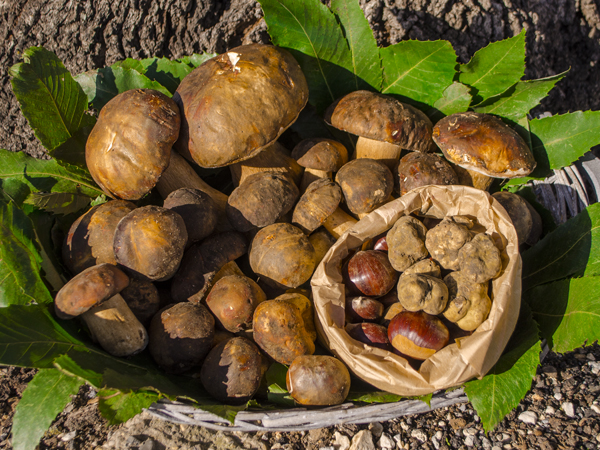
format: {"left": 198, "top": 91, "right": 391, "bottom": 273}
{"left": 465, "top": 435, "right": 475, "bottom": 447}
{"left": 410, "top": 429, "right": 427, "bottom": 443}
{"left": 518, "top": 411, "right": 538, "bottom": 425}
{"left": 482, "top": 437, "right": 492, "bottom": 449}
{"left": 562, "top": 402, "right": 576, "bottom": 417}
{"left": 369, "top": 422, "right": 383, "bottom": 438}
{"left": 349, "top": 430, "right": 375, "bottom": 450}
{"left": 588, "top": 353, "right": 596, "bottom": 360}
{"left": 431, "top": 437, "right": 440, "bottom": 450}
{"left": 463, "top": 428, "right": 477, "bottom": 436}
{"left": 438, "top": 421, "right": 446, "bottom": 427}
{"left": 378, "top": 433, "right": 395, "bottom": 449}
{"left": 319, "top": 447, "right": 335, "bottom": 450}
{"left": 591, "top": 405, "right": 600, "bottom": 414}
{"left": 334, "top": 432, "right": 351, "bottom": 450}
{"left": 545, "top": 405, "right": 555, "bottom": 415}
{"left": 554, "top": 392, "right": 563, "bottom": 401}
{"left": 393, "top": 434, "right": 403, "bottom": 445}
{"left": 400, "top": 422, "right": 410, "bottom": 431}
{"left": 589, "top": 361, "right": 600, "bottom": 374}
{"left": 60, "top": 431, "right": 76, "bottom": 442}
{"left": 434, "top": 431, "right": 443, "bottom": 440}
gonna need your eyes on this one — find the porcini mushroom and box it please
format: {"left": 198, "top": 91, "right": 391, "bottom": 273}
{"left": 291, "top": 138, "right": 348, "bottom": 192}
{"left": 163, "top": 188, "right": 218, "bottom": 245}
{"left": 397, "top": 152, "right": 459, "bottom": 196}
{"left": 325, "top": 90, "right": 435, "bottom": 170}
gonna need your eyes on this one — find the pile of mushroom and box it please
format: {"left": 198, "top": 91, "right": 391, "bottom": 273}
{"left": 52, "top": 41, "right": 544, "bottom": 407}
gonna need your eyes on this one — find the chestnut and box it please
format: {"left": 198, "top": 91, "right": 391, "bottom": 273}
{"left": 387, "top": 310, "right": 449, "bottom": 360}
{"left": 374, "top": 235, "right": 388, "bottom": 252}
{"left": 345, "top": 296, "right": 384, "bottom": 323}
{"left": 345, "top": 250, "right": 398, "bottom": 297}
{"left": 346, "top": 323, "right": 393, "bottom": 351}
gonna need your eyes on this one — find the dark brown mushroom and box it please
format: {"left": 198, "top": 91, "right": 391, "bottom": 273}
{"left": 163, "top": 188, "right": 218, "bottom": 245}
{"left": 397, "top": 152, "right": 459, "bottom": 196}
{"left": 292, "top": 178, "right": 342, "bottom": 234}
{"left": 120, "top": 278, "right": 160, "bottom": 327}
{"left": 174, "top": 44, "right": 309, "bottom": 168}
{"left": 432, "top": 112, "right": 537, "bottom": 178}
{"left": 113, "top": 205, "right": 188, "bottom": 282}
{"left": 492, "top": 191, "right": 543, "bottom": 247}
{"left": 292, "top": 138, "right": 348, "bottom": 191}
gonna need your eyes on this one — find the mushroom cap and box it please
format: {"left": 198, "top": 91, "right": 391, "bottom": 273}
{"left": 397, "top": 152, "right": 459, "bottom": 196}
{"left": 85, "top": 89, "right": 180, "bottom": 200}
{"left": 226, "top": 172, "right": 299, "bottom": 232}
{"left": 292, "top": 178, "right": 342, "bottom": 233}
{"left": 62, "top": 200, "right": 137, "bottom": 275}
{"left": 174, "top": 44, "right": 309, "bottom": 168}
{"left": 163, "top": 188, "right": 218, "bottom": 244}
{"left": 491, "top": 191, "right": 534, "bottom": 246}
{"left": 335, "top": 158, "right": 394, "bottom": 215}
{"left": 291, "top": 138, "right": 349, "bottom": 172}
{"left": 113, "top": 205, "right": 188, "bottom": 281}
{"left": 432, "top": 112, "right": 536, "bottom": 178}
{"left": 324, "top": 90, "right": 434, "bottom": 152}
{"left": 54, "top": 263, "right": 129, "bottom": 320}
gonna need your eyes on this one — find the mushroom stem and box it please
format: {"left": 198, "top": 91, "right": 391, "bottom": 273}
{"left": 323, "top": 208, "right": 357, "bottom": 239}
{"left": 80, "top": 293, "right": 149, "bottom": 357}
{"left": 230, "top": 142, "right": 304, "bottom": 188}
{"left": 355, "top": 136, "right": 403, "bottom": 172}
{"left": 300, "top": 169, "right": 331, "bottom": 193}
{"left": 157, "top": 151, "right": 232, "bottom": 230}
{"left": 453, "top": 165, "right": 494, "bottom": 191}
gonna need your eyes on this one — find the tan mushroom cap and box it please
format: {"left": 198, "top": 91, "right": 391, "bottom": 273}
{"left": 324, "top": 90, "right": 434, "bottom": 152}
{"left": 174, "top": 44, "right": 309, "bottom": 168}
{"left": 397, "top": 152, "right": 459, "bottom": 196}
{"left": 432, "top": 112, "right": 537, "bottom": 178}
{"left": 292, "top": 178, "right": 343, "bottom": 233}
{"left": 54, "top": 263, "right": 129, "bottom": 320}
{"left": 292, "top": 138, "right": 349, "bottom": 172}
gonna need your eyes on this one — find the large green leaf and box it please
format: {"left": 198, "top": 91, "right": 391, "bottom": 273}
{"left": 25, "top": 192, "right": 92, "bottom": 215}
{"left": 0, "top": 149, "right": 103, "bottom": 199}
{"left": 330, "top": 0, "right": 382, "bottom": 91}
{"left": 459, "top": 29, "right": 526, "bottom": 104}
{"left": 430, "top": 82, "right": 472, "bottom": 121}
{"left": 474, "top": 71, "right": 567, "bottom": 121}
{"left": 525, "top": 276, "right": 600, "bottom": 353}
{"left": 139, "top": 57, "right": 195, "bottom": 94}
{"left": 0, "top": 200, "right": 53, "bottom": 306}
{"left": 9, "top": 47, "right": 93, "bottom": 152}
{"left": 380, "top": 40, "right": 457, "bottom": 109}
{"left": 12, "top": 369, "right": 82, "bottom": 450}
{"left": 0, "top": 178, "right": 31, "bottom": 207}
{"left": 98, "top": 388, "right": 160, "bottom": 425}
{"left": 465, "top": 304, "right": 541, "bottom": 432}
{"left": 177, "top": 53, "right": 217, "bottom": 68}
{"left": 259, "top": 0, "right": 356, "bottom": 112}
{"left": 522, "top": 202, "right": 600, "bottom": 290}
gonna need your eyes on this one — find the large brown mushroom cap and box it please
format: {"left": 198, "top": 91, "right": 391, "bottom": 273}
{"left": 85, "top": 89, "right": 180, "bottom": 200}
{"left": 335, "top": 158, "right": 394, "bottom": 215}
{"left": 174, "top": 44, "right": 309, "bottom": 168}
{"left": 292, "top": 138, "right": 349, "bottom": 172}
{"left": 54, "top": 263, "right": 129, "bottom": 320}
{"left": 432, "top": 112, "right": 536, "bottom": 178}
{"left": 324, "top": 90, "right": 434, "bottom": 152}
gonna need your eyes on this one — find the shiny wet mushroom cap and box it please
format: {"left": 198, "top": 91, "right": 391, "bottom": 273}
{"left": 432, "top": 112, "right": 536, "bottom": 178}
{"left": 174, "top": 44, "right": 309, "bottom": 168}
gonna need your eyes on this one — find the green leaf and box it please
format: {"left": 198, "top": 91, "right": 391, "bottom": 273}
{"left": 98, "top": 388, "right": 160, "bottom": 425}
{"left": 474, "top": 72, "right": 566, "bottom": 121}
{"left": 12, "top": 369, "right": 82, "bottom": 450}
{"left": 265, "top": 362, "right": 294, "bottom": 406}
{"left": 49, "top": 122, "right": 95, "bottom": 169}
{"left": 0, "top": 178, "right": 31, "bottom": 206}
{"left": 0, "top": 200, "right": 53, "bottom": 306}
{"left": 525, "top": 276, "right": 600, "bottom": 353}
{"left": 111, "top": 66, "right": 172, "bottom": 98}
{"left": 522, "top": 202, "right": 600, "bottom": 290}
{"left": 465, "top": 303, "right": 541, "bottom": 432}
{"left": 111, "top": 58, "right": 146, "bottom": 73}
{"left": 177, "top": 53, "right": 217, "bottom": 68}
{"left": 459, "top": 29, "right": 526, "bottom": 104}
{"left": 25, "top": 192, "right": 92, "bottom": 215}
{"left": 0, "top": 149, "right": 104, "bottom": 199}
{"left": 380, "top": 40, "right": 457, "bottom": 109}
{"left": 259, "top": 0, "right": 355, "bottom": 112}
{"left": 346, "top": 391, "right": 405, "bottom": 403}
{"left": 330, "top": 0, "right": 382, "bottom": 91}
{"left": 430, "top": 82, "right": 472, "bottom": 121}
{"left": 139, "top": 57, "right": 194, "bottom": 94}
{"left": 9, "top": 47, "right": 91, "bottom": 151}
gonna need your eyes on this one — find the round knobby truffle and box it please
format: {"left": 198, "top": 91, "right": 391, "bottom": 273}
{"left": 226, "top": 172, "right": 299, "bottom": 232}
{"left": 425, "top": 217, "right": 473, "bottom": 270}
{"left": 386, "top": 215, "right": 429, "bottom": 272}
{"left": 174, "top": 44, "right": 309, "bottom": 168}
{"left": 62, "top": 200, "right": 137, "bottom": 275}
{"left": 113, "top": 205, "right": 188, "bottom": 281}
{"left": 86, "top": 89, "right": 180, "bottom": 200}
{"left": 336, "top": 158, "right": 394, "bottom": 215}
{"left": 432, "top": 112, "right": 536, "bottom": 178}
{"left": 443, "top": 271, "right": 492, "bottom": 331}
{"left": 458, "top": 233, "right": 502, "bottom": 283}
{"left": 324, "top": 90, "right": 434, "bottom": 152}
{"left": 396, "top": 273, "right": 449, "bottom": 315}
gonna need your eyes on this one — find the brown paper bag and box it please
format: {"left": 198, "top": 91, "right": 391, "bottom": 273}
{"left": 311, "top": 185, "right": 521, "bottom": 396}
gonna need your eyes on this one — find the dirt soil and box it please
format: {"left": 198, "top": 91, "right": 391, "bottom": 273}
{"left": 1, "top": 0, "right": 600, "bottom": 449}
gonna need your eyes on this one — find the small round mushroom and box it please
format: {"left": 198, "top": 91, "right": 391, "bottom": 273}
{"left": 425, "top": 217, "right": 473, "bottom": 270}
{"left": 120, "top": 278, "right": 160, "bottom": 327}
{"left": 432, "top": 112, "right": 537, "bottom": 179}
{"left": 291, "top": 138, "right": 348, "bottom": 191}
{"left": 226, "top": 172, "right": 299, "bottom": 232}
{"left": 492, "top": 191, "right": 542, "bottom": 247}
{"left": 335, "top": 158, "right": 394, "bottom": 216}
{"left": 458, "top": 233, "right": 502, "bottom": 283}
{"left": 286, "top": 355, "right": 351, "bottom": 406}
{"left": 386, "top": 216, "right": 429, "bottom": 272}
{"left": 174, "top": 44, "right": 309, "bottom": 168}
{"left": 249, "top": 223, "right": 317, "bottom": 289}
{"left": 325, "top": 90, "right": 434, "bottom": 170}
{"left": 62, "top": 200, "right": 137, "bottom": 275}
{"left": 443, "top": 271, "right": 492, "bottom": 331}
{"left": 396, "top": 273, "right": 449, "bottom": 315}
{"left": 163, "top": 188, "right": 218, "bottom": 245}
{"left": 113, "top": 205, "right": 188, "bottom": 282}
{"left": 292, "top": 178, "right": 342, "bottom": 234}
{"left": 397, "top": 152, "right": 459, "bottom": 196}
{"left": 85, "top": 89, "right": 180, "bottom": 200}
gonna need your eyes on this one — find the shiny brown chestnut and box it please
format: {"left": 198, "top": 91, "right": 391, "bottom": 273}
{"left": 345, "top": 297, "right": 384, "bottom": 323}
{"left": 387, "top": 310, "right": 449, "bottom": 360}
{"left": 345, "top": 250, "right": 398, "bottom": 297}
{"left": 346, "top": 323, "right": 393, "bottom": 351}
